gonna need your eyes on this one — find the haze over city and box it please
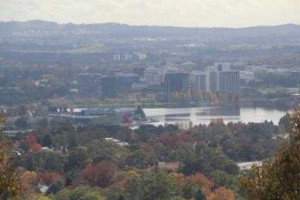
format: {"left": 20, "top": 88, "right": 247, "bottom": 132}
{"left": 1, "top": 0, "right": 300, "bottom": 200}
{"left": 1, "top": 0, "right": 300, "bottom": 27}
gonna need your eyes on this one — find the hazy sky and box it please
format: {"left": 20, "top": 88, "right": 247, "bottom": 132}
{"left": 1, "top": 0, "right": 300, "bottom": 27}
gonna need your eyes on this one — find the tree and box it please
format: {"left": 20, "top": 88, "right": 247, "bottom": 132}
{"left": 15, "top": 117, "right": 29, "bottom": 129}
{"left": 195, "top": 189, "right": 207, "bottom": 200}
{"left": 55, "top": 186, "right": 105, "bottom": 200}
{"left": 124, "top": 149, "right": 157, "bottom": 168}
{"left": 125, "top": 170, "right": 181, "bottom": 200}
{"left": 19, "top": 171, "right": 37, "bottom": 196}
{"left": 182, "top": 182, "right": 197, "bottom": 199}
{"left": 209, "top": 170, "right": 237, "bottom": 190}
{"left": 26, "top": 134, "right": 42, "bottom": 152}
{"left": 0, "top": 115, "right": 19, "bottom": 199}
{"left": 41, "top": 135, "right": 53, "bottom": 147}
{"left": 145, "top": 172, "right": 181, "bottom": 200}
{"left": 0, "top": 145, "right": 19, "bottom": 199}
{"left": 65, "top": 147, "right": 88, "bottom": 171}
{"left": 87, "top": 140, "right": 129, "bottom": 164}
{"left": 46, "top": 181, "right": 63, "bottom": 194}
{"left": 207, "top": 187, "right": 235, "bottom": 200}
{"left": 23, "top": 151, "right": 66, "bottom": 173}
{"left": 189, "top": 173, "right": 213, "bottom": 197}
{"left": 240, "top": 108, "right": 300, "bottom": 200}
{"left": 81, "top": 162, "right": 117, "bottom": 187}
{"left": 36, "top": 172, "right": 64, "bottom": 186}
{"left": 30, "top": 194, "right": 51, "bottom": 200}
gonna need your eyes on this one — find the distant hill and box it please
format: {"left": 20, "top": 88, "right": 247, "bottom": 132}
{"left": 0, "top": 20, "right": 300, "bottom": 52}
{"left": 1, "top": 20, "right": 300, "bottom": 38}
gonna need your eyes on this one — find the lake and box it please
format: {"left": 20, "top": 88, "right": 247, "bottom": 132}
{"left": 143, "top": 106, "right": 286, "bottom": 127}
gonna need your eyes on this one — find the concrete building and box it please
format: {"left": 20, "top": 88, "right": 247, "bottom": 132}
{"left": 190, "top": 72, "right": 209, "bottom": 93}
{"left": 209, "top": 71, "right": 219, "bottom": 92}
{"left": 207, "top": 63, "right": 240, "bottom": 94}
{"left": 219, "top": 71, "right": 240, "bottom": 93}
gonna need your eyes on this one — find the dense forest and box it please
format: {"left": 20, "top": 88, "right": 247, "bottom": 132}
{"left": 1, "top": 109, "right": 294, "bottom": 199}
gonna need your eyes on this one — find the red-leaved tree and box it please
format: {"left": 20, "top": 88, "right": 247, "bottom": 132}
{"left": 25, "top": 134, "right": 42, "bottom": 152}
{"left": 36, "top": 172, "right": 64, "bottom": 186}
{"left": 80, "top": 162, "right": 117, "bottom": 187}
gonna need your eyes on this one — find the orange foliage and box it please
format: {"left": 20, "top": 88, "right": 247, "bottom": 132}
{"left": 32, "top": 143, "right": 42, "bottom": 152}
{"left": 208, "top": 187, "right": 235, "bottom": 200}
{"left": 19, "top": 171, "right": 37, "bottom": 194}
{"left": 172, "top": 172, "right": 214, "bottom": 197}
{"left": 189, "top": 173, "right": 213, "bottom": 197}
{"left": 171, "top": 173, "right": 186, "bottom": 187}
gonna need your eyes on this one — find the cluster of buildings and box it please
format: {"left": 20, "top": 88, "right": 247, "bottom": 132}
{"left": 164, "top": 63, "right": 240, "bottom": 101}
{"left": 78, "top": 63, "right": 240, "bottom": 102}
{"left": 48, "top": 106, "right": 147, "bottom": 125}
{"left": 78, "top": 73, "right": 138, "bottom": 98}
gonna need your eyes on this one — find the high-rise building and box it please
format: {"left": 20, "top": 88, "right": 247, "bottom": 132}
{"left": 164, "top": 72, "right": 189, "bottom": 101}
{"left": 209, "top": 71, "right": 219, "bottom": 92}
{"left": 101, "top": 76, "right": 118, "bottom": 98}
{"left": 219, "top": 71, "right": 240, "bottom": 93}
{"left": 207, "top": 63, "right": 240, "bottom": 94}
{"left": 78, "top": 73, "right": 102, "bottom": 98}
{"left": 190, "top": 72, "right": 209, "bottom": 93}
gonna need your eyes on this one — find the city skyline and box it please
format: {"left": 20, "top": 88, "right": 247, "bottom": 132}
{"left": 1, "top": 0, "right": 300, "bottom": 28}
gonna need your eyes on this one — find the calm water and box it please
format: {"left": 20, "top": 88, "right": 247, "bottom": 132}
{"left": 143, "top": 106, "right": 286, "bottom": 126}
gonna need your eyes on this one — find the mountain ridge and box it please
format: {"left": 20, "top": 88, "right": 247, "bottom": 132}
{"left": 1, "top": 19, "right": 299, "bottom": 30}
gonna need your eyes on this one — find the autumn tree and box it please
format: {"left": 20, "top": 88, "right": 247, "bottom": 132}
{"left": 80, "top": 162, "right": 117, "bottom": 187}
{"left": 240, "top": 108, "right": 300, "bottom": 200}
{"left": 0, "top": 115, "right": 19, "bottom": 199}
{"left": 207, "top": 187, "right": 235, "bottom": 200}
{"left": 36, "top": 172, "right": 64, "bottom": 186}
{"left": 26, "top": 134, "right": 42, "bottom": 152}
{"left": 19, "top": 171, "right": 37, "bottom": 196}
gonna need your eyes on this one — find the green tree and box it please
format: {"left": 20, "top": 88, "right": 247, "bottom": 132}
{"left": 126, "top": 170, "right": 181, "bottom": 200}
{"left": 65, "top": 146, "right": 89, "bottom": 170}
{"left": 15, "top": 117, "right": 29, "bottom": 129}
{"left": 209, "top": 170, "right": 237, "bottom": 190}
{"left": 87, "top": 140, "right": 128, "bottom": 164}
{"left": 42, "top": 135, "right": 53, "bottom": 147}
{"left": 194, "top": 189, "right": 206, "bottom": 200}
{"left": 23, "top": 151, "right": 66, "bottom": 173}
